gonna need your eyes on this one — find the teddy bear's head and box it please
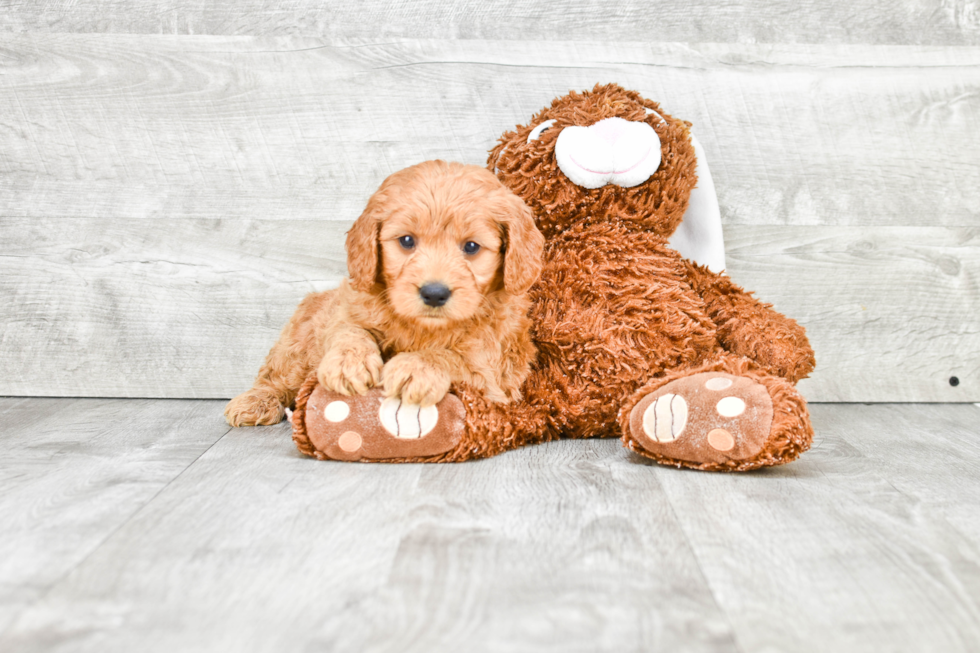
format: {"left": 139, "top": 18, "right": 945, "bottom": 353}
{"left": 488, "top": 83, "right": 698, "bottom": 239}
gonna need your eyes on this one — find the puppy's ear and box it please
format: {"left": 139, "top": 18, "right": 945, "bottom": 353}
{"left": 497, "top": 191, "right": 545, "bottom": 295}
{"left": 346, "top": 201, "right": 382, "bottom": 293}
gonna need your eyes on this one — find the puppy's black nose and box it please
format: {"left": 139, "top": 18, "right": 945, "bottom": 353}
{"left": 419, "top": 282, "right": 452, "bottom": 307}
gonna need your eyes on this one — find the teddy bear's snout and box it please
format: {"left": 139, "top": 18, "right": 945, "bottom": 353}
{"left": 554, "top": 117, "right": 662, "bottom": 190}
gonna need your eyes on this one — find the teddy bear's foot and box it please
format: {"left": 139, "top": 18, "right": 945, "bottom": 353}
{"left": 292, "top": 384, "right": 465, "bottom": 462}
{"left": 625, "top": 370, "right": 810, "bottom": 471}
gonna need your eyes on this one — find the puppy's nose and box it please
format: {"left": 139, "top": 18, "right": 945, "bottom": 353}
{"left": 419, "top": 282, "right": 452, "bottom": 307}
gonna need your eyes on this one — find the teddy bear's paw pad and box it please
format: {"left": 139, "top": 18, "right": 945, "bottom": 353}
{"left": 303, "top": 386, "right": 464, "bottom": 461}
{"left": 628, "top": 372, "right": 774, "bottom": 465}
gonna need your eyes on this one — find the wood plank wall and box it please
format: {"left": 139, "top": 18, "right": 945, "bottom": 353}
{"left": 1, "top": 4, "right": 978, "bottom": 402}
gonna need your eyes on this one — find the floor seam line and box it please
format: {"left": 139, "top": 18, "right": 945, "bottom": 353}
{"left": 0, "top": 423, "right": 234, "bottom": 641}
{"left": 650, "top": 465, "right": 747, "bottom": 653}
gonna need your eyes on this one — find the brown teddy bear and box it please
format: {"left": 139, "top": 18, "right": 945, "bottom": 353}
{"left": 293, "top": 83, "right": 815, "bottom": 471}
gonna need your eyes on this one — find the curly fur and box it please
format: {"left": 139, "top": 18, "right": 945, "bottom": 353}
{"left": 488, "top": 85, "right": 697, "bottom": 239}
{"left": 226, "top": 160, "right": 544, "bottom": 426}
{"left": 292, "top": 83, "right": 817, "bottom": 472}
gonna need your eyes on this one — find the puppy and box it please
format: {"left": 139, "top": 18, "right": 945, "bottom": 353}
{"left": 225, "top": 160, "right": 545, "bottom": 427}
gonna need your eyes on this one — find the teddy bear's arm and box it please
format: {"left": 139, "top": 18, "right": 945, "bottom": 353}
{"left": 684, "top": 261, "right": 816, "bottom": 384}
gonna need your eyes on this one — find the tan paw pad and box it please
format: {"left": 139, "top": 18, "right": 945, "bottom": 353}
{"left": 629, "top": 372, "right": 774, "bottom": 465}
{"left": 716, "top": 396, "right": 746, "bottom": 417}
{"left": 324, "top": 400, "right": 351, "bottom": 422}
{"left": 707, "top": 428, "right": 735, "bottom": 451}
{"left": 705, "top": 377, "right": 733, "bottom": 391}
{"left": 378, "top": 398, "right": 439, "bottom": 439}
{"left": 641, "top": 393, "right": 688, "bottom": 442}
{"left": 337, "top": 431, "right": 362, "bottom": 452}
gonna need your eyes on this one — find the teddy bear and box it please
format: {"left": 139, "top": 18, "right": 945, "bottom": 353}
{"left": 292, "top": 83, "right": 816, "bottom": 472}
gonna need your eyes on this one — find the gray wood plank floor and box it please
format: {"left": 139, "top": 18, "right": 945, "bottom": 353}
{"left": 2, "top": 399, "right": 979, "bottom": 652}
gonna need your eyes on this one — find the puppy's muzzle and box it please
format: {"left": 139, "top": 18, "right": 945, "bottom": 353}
{"left": 419, "top": 282, "right": 452, "bottom": 308}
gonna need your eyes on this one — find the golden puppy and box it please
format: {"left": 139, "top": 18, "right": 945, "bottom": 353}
{"left": 225, "top": 160, "right": 545, "bottom": 427}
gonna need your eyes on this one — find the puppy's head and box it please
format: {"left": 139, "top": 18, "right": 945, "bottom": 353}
{"left": 346, "top": 160, "right": 544, "bottom": 326}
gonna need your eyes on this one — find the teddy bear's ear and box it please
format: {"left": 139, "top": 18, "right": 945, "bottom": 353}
{"left": 345, "top": 201, "right": 382, "bottom": 293}
{"left": 666, "top": 132, "right": 727, "bottom": 273}
{"left": 487, "top": 139, "right": 507, "bottom": 175}
{"left": 497, "top": 191, "right": 545, "bottom": 295}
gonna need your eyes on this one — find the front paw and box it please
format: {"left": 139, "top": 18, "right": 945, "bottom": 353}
{"left": 382, "top": 353, "right": 451, "bottom": 406}
{"left": 225, "top": 390, "right": 285, "bottom": 427}
{"left": 317, "top": 346, "right": 384, "bottom": 396}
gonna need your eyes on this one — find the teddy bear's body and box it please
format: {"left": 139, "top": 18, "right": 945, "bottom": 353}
{"left": 294, "top": 84, "right": 815, "bottom": 471}
{"left": 529, "top": 222, "right": 737, "bottom": 439}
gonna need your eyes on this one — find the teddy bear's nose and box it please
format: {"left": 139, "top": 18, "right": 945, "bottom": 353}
{"left": 555, "top": 117, "right": 662, "bottom": 189}
{"left": 590, "top": 117, "right": 632, "bottom": 146}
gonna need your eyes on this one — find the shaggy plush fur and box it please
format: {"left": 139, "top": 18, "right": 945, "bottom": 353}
{"left": 488, "top": 86, "right": 698, "bottom": 240}
{"left": 225, "top": 160, "right": 544, "bottom": 427}
{"left": 292, "top": 83, "right": 817, "bottom": 472}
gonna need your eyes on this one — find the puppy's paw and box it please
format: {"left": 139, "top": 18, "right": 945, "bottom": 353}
{"left": 225, "top": 390, "right": 285, "bottom": 427}
{"left": 382, "top": 353, "right": 451, "bottom": 406}
{"left": 318, "top": 346, "right": 384, "bottom": 396}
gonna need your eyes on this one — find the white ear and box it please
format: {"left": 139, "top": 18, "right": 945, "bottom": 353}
{"left": 667, "top": 132, "right": 727, "bottom": 273}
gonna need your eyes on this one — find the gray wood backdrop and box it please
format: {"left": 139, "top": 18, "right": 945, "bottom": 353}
{"left": 1, "top": 3, "right": 978, "bottom": 402}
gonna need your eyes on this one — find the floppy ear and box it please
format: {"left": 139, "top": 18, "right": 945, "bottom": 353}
{"left": 497, "top": 191, "right": 545, "bottom": 294}
{"left": 345, "top": 201, "right": 382, "bottom": 293}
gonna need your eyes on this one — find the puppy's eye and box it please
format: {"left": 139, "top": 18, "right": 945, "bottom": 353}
{"left": 462, "top": 241, "right": 481, "bottom": 255}
{"left": 527, "top": 119, "right": 556, "bottom": 143}
{"left": 398, "top": 235, "right": 415, "bottom": 250}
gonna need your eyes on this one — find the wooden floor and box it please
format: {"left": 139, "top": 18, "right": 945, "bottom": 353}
{"left": 0, "top": 399, "right": 978, "bottom": 652}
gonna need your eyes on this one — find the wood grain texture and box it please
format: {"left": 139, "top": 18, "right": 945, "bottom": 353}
{"left": 0, "top": 413, "right": 426, "bottom": 652}
{"left": 324, "top": 440, "right": 735, "bottom": 652}
{"left": 816, "top": 403, "right": 980, "bottom": 542}
{"left": 2, "top": 400, "right": 980, "bottom": 651}
{"left": 1, "top": 37, "right": 978, "bottom": 228}
{"left": 1, "top": 36, "right": 978, "bottom": 400}
{"left": 1, "top": 0, "right": 980, "bottom": 45}
{"left": 648, "top": 402, "right": 980, "bottom": 653}
{"left": 0, "top": 217, "right": 348, "bottom": 398}
{"left": 725, "top": 226, "right": 980, "bottom": 402}
{"left": 2, "top": 219, "right": 976, "bottom": 402}
{"left": 0, "top": 397, "right": 228, "bottom": 635}
{"left": 0, "top": 414, "right": 736, "bottom": 653}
